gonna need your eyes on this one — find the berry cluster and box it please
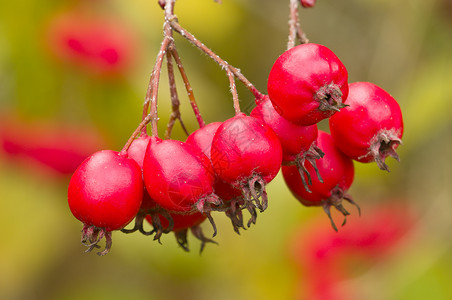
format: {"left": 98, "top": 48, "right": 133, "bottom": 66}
{"left": 67, "top": 0, "right": 404, "bottom": 255}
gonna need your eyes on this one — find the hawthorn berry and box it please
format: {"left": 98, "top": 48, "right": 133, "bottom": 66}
{"left": 186, "top": 122, "right": 246, "bottom": 232}
{"left": 121, "top": 134, "right": 174, "bottom": 240}
{"left": 267, "top": 43, "right": 349, "bottom": 126}
{"left": 329, "top": 82, "right": 403, "bottom": 171}
{"left": 0, "top": 116, "right": 105, "bottom": 176}
{"left": 282, "top": 131, "right": 358, "bottom": 231}
{"left": 250, "top": 95, "right": 324, "bottom": 192}
{"left": 300, "top": 0, "right": 316, "bottom": 8}
{"left": 210, "top": 113, "right": 282, "bottom": 225}
{"left": 185, "top": 122, "right": 243, "bottom": 202}
{"left": 46, "top": 10, "right": 138, "bottom": 77}
{"left": 142, "top": 137, "right": 220, "bottom": 233}
{"left": 68, "top": 150, "right": 143, "bottom": 255}
{"left": 290, "top": 203, "right": 415, "bottom": 300}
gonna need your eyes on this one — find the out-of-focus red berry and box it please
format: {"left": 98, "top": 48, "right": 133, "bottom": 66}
{"left": 45, "top": 10, "right": 139, "bottom": 77}
{"left": 0, "top": 115, "right": 107, "bottom": 177}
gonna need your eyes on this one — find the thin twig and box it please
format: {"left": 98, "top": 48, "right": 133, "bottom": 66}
{"left": 122, "top": 1, "right": 176, "bottom": 150}
{"left": 165, "top": 48, "right": 189, "bottom": 139}
{"left": 288, "top": 0, "right": 298, "bottom": 49}
{"left": 171, "top": 48, "right": 205, "bottom": 128}
{"left": 288, "top": 0, "right": 309, "bottom": 48}
{"left": 168, "top": 19, "right": 264, "bottom": 100}
{"left": 121, "top": 114, "right": 152, "bottom": 153}
{"left": 226, "top": 69, "right": 241, "bottom": 115}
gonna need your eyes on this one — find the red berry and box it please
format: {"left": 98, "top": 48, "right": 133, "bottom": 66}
{"left": 121, "top": 134, "right": 174, "bottom": 239}
{"left": 186, "top": 122, "right": 246, "bottom": 233}
{"left": 282, "top": 131, "right": 357, "bottom": 231}
{"left": 210, "top": 113, "right": 282, "bottom": 225}
{"left": 251, "top": 95, "right": 324, "bottom": 192}
{"left": 143, "top": 137, "right": 219, "bottom": 215}
{"left": 300, "top": 0, "right": 316, "bottom": 8}
{"left": 127, "top": 134, "right": 151, "bottom": 169}
{"left": 267, "top": 43, "right": 349, "bottom": 125}
{"left": 46, "top": 10, "right": 138, "bottom": 77}
{"left": 68, "top": 150, "right": 143, "bottom": 255}
{"left": 0, "top": 115, "right": 106, "bottom": 176}
{"left": 185, "top": 122, "right": 222, "bottom": 158}
{"left": 186, "top": 122, "right": 243, "bottom": 201}
{"left": 290, "top": 203, "right": 415, "bottom": 300}
{"left": 329, "top": 82, "right": 403, "bottom": 171}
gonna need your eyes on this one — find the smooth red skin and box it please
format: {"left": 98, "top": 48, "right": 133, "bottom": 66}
{"left": 46, "top": 11, "right": 137, "bottom": 76}
{"left": 329, "top": 82, "right": 404, "bottom": 163}
{"left": 127, "top": 134, "right": 162, "bottom": 211}
{"left": 282, "top": 131, "right": 354, "bottom": 206}
{"left": 250, "top": 95, "right": 318, "bottom": 162}
{"left": 267, "top": 43, "right": 349, "bottom": 126}
{"left": 127, "top": 135, "right": 151, "bottom": 169}
{"left": 300, "top": 0, "right": 316, "bottom": 8}
{"left": 68, "top": 150, "right": 143, "bottom": 231}
{"left": 146, "top": 212, "right": 206, "bottom": 232}
{"left": 210, "top": 113, "right": 283, "bottom": 188}
{"left": 186, "top": 123, "right": 242, "bottom": 201}
{"left": 185, "top": 122, "right": 222, "bottom": 158}
{"left": 143, "top": 138, "right": 215, "bottom": 213}
{"left": 0, "top": 116, "right": 106, "bottom": 175}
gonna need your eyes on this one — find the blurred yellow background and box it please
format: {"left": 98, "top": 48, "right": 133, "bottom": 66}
{"left": 1, "top": 0, "right": 451, "bottom": 299}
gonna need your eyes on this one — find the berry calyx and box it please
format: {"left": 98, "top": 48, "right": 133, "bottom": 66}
{"left": 282, "top": 131, "right": 358, "bottom": 231}
{"left": 210, "top": 113, "right": 282, "bottom": 225}
{"left": 146, "top": 212, "right": 217, "bottom": 253}
{"left": 68, "top": 150, "right": 143, "bottom": 255}
{"left": 267, "top": 43, "right": 349, "bottom": 126}
{"left": 329, "top": 82, "right": 403, "bottom": 171}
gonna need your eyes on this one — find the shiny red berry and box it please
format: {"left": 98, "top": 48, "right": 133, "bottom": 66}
{"left": 282, "top": 131, "right": 358, "bottom": 231}
{"left": 186, "top": 122, "right": 243, "bottom": 202}
{"left": 121, "top": 134, "right": 175, "bottom": 240}
{"left": 251, "top": 95, "right": 324, "bottom": 192}
{"left": 300, "top": 0, "right": 316, "bottom": 8}
{"left": 267, "top": 43, "right": 348, "bottom": 125}
{"left": 329, "top": 82, "right": 403, "bottom": 171}
{"left": 186, "top": 122, "right": 246, "bottom": 232}
{"left": 143, "top": 137, "right": 219, "bottom": 215}
{"left": 210, "top": 113, "right": 282, "bottom": 225}
{"left": 68, "top": 150, "right": 143, "bottom": 255}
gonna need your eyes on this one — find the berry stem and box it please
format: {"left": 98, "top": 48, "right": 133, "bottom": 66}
{"left": 170, "top": 47, "right": 205, "bottom": 128}
{"left": 288, "top": 0, "right": 308, "bottom": 50}
{"left": 168, "top": 18, "right": 264, "bottom": 100}
{"left": 121, "top": 29, "right": 171, "bottom": 151}
{"left": 165, "top": 49, "right": 190, "bottom": 139}
{"left": 226, "top": 68, "right": 242, "bottom": 115}
{"left": 121, "top": 114, "right": 152, "bottom": 153}
{"left": 143, "top": 35, "right": 172, "bottom": 137}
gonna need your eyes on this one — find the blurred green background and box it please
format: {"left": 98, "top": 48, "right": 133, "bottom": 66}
{"left": 1, "top": 0, "right": 451, "bottom": 299}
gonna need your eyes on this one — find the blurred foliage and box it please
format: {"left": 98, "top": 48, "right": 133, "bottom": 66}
{"left": 1, "top": 0, "right": 452, "bottom": 299}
